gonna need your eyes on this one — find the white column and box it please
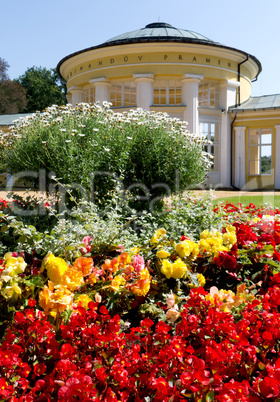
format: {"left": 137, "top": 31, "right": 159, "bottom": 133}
{"left": 133, "top": 74, "right": 154, "bottom": 111}
{"left": 69, "top": 86, "right": 83, "bottom": 105}
{"left": 90, "top": 77, "right": 110, "bottom": 104}
{"left": 181, "top": 74, "right": 203, "bottom": 134}
{"left": 66, "top": 94, "right": 72, "bottom": 104}
{"left": 275, "top": 125, "right": 280, "bottom": 189}
{"left": 234, "top": 126, "right": 246, "bottom": 189}
{"left": 219, "top": 80, "right": 240, "bottom": 187}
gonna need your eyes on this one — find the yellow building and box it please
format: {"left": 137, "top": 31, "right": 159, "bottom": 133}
{"left": 57, "top": 22, "right": 280, "bottom": 191}
{"left": 1, "top": 22, "right": 279, "bottom": 191}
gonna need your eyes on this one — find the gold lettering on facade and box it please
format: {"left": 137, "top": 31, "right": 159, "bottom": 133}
{"left": 66, "top": 54, "right": 235, "bottom": 78}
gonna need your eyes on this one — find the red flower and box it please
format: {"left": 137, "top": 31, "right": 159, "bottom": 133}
{"left": 34, "top": 362, "right": 47, "bottom": 376}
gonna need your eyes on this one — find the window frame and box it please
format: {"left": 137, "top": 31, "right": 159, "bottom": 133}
{"left": 248, "top": 128, "right": 272, "bottom": 176}
{"left": 110, "top": 81, "right": 136, "bottom": 108}
{"left": 198, "top": 82, "right": 219, "bottom": 109}
{"left": 199, "top": 121, "right": 220, "bottom": 172}
{"left": 153, "top": 80, "right": 182, "bottom": 106}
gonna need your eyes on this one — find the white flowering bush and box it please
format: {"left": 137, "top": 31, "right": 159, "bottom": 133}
{"left": 2, "top": 102, "right": 212, "bottom": 209}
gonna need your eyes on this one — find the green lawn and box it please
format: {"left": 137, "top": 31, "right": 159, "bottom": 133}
{"left": 214, "top": 195, "right": 280, "bottom": 209}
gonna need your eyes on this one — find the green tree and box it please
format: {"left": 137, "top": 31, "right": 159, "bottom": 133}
{"left": 0, "top": 58, "right": 27, "bottom": 114}
{"left": 17, "top": 67, "right": 67, "bottom": 112}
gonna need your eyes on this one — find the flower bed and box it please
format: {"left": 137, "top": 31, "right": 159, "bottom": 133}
{"left": 1, "top": 201, "right": 280, "bottom": 401}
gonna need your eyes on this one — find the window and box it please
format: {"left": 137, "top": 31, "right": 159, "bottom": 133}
{"left": 83, "top": 86, "right": 95, "bottom": 104}
{"left": 199, "top": 82, "right": 219, "bottom": 108}
{"left": 153, "top": 80, "right": 182, "bottom": 105}
{"left": 249, "top": 129, "right": 272, "bottom": 175}
{"left": 200, "top": 122, "right": 220, "bottom": 171}
{"left": 110, "top": 82, "right": 136, "bottom": 107}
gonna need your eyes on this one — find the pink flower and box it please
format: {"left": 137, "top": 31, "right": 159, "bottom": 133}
{"left": 132, "top": 254, "right": 145, "bottom": 274}
{"left": 166, "top": 291, "right": 176, "bottom": 309}
{"left": 166, "top": 304, "right": 180, "bottom": 323}
{"left": 81, "top": 236, "right": 93, "bottom": 254}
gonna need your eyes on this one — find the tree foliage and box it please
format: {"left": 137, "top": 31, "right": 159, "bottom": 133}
{"left": 0, "top": 58, "right": 27, "bottom": 114}
{"left": 17, "top": 67, "right": 67, "bottom": 112}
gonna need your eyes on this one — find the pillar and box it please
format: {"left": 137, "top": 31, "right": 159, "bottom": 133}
{"left": 181, "top": 74, "right": 203, "bottom": 134}
{"left": 68, "top": 86, "right": 83, "bottom": 105}
{"left": 133, "top": 74, "right": 154, "bottom": 110}
{"left": 89, "top": 77, "right": 110, "bottom": 104}
{"left": 275, "top": 125, "right": 280, "bottom": 189}
{"left": 219, "top": 80, "right": 240, "bottom": 187}
{"left": 234, "top": 126, "right": 246, "bottom": 189}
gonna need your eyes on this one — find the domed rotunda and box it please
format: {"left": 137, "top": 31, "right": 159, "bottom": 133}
{"left": 57, "top": 22, "right": 280, "bottom": 190}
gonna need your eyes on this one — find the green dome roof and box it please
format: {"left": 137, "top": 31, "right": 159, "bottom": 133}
{"left": 103, "top": 22, "right": 215, "bottom": 45}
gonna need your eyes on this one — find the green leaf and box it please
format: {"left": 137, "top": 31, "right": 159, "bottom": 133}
{"left": 1, "top": 224, "right": 8, "bottom": 232}
{"left": 18, "top": 235, "right": 27, "bottom": 243}
{"left": 23, "top": 275, "right": 45, "bottom": 288}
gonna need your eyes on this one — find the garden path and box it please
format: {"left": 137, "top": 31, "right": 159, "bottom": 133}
{"left": 0, "top": 188, "right": 279, "bottom": 201}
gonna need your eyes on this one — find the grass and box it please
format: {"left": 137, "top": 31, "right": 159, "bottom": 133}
{"left": 213, "top": 195, "right": 280, "bottom": 209}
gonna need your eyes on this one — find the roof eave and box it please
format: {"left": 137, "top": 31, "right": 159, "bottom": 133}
{"left": 57, "top": 37, "right": 262, "bottom": 80}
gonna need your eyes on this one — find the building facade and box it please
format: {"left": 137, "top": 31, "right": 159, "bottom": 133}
{"left": 57, "top": 22, "right": 276, "bottom": 190}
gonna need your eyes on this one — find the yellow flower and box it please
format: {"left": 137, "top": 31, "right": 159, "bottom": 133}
{"left": 150, "top": 228, "right": 166, "bottom": 244}
{"left": 171, "top": 258, "right": 188, "bottom": 279}
{"left": 200, "top": 229, "right": 223, "bottom": 241}
{"left": 156, "top": 249, "right": 170, "bottom": 259}
{"left": 62, "top": 267, "right": 84, "bottom": 291}
{"left": 198, "top": 237, "right": 226, "bottom": 258}
{"left": 43, "top": 254, "right": 69, "bottom": 285}
{"left": 160, "top": 259, "right": 173, "bottom": 279}
{"left": 222, "top": 226, "right": 237, "bottom": 248}
{"left": 197, "top": 273, "right": 206, "bottom": 287}
{"left": 1, "top": 283, "right": 22, "bottom": 300}
{"left": 75, "top": 294, "right": 92, "bottom": 309}
{"left": 3, "top": 253, "right": 27, "bottom": 276}
{"left": 110, "top": 275, "right": 126, "bottom": 291}
{"left": 175, "top": 240, "right": 199, "bottom": 260}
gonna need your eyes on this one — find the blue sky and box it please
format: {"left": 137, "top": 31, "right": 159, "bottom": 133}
{"left": 1, "top": 0, "right": 279, "bottom": 97}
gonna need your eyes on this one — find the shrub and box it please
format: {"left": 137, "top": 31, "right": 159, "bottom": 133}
{"left": 3, "top": 103, "right": 212, "bottom": 209}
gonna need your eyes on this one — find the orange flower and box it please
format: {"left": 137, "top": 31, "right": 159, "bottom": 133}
{"left": 62, "top": 267, "right": 84, "bottom": 291}
{"left": 73, "top": 257, "right": 93, "bottom": 276}
{"left": 39, "top": 281, "right": 73, "bottom": 315}
{"left": 131, "top": 268, "right": 151, "bottom": 297}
